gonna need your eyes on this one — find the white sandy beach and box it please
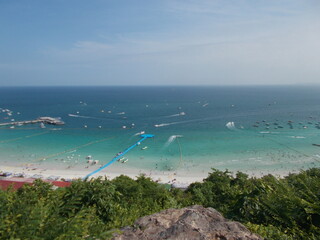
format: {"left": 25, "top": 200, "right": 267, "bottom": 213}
{"left": 0, "top": 162, "right": 205, "bottom": 187}
{"left": 0, "top": 157, "right": 300, "bottom": 188}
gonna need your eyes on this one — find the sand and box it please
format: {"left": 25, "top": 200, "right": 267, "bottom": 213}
{"left": 0, "top": 162, "right": 205, "bottom": 187}
{"left": 0, "top": 157, "right": 298, "bottom": 189}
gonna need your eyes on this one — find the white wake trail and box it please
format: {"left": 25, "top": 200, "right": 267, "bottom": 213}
{"left": 164, "top": 135, "right": 183, "bottom": 148}
{"left": 68, "top": 114, "right": 103, "bottom": 120}
{"left": 164, "top": 112, "right": 186, "bottom": 118}
{"left": 226, "top": 121, "right": 236, "bottom": 130}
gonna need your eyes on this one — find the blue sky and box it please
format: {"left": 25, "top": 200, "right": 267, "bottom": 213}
{"left": 0, "top": 0, "right": 319, "bottom": 86}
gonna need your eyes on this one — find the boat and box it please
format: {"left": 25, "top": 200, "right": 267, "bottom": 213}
{"left": 13, "top": 172, "right": 26, "bottom": 178}
{"left": 312, "top": 144, "right": 320, "bottom": 147}
{"left": 31, "top": 174, "right": 43, "bottom": 179}
{"left": 93, "top": 160, "right": 99, "bottom": 164}
{"left": 116, "top": 152, "right": 123, "bottom": 157}
{"left": 47, "top": 175, "right": 60, "bottom": 181}
{"left": 0, "top": 172, "right": 12, "bottom": 177}
{"left": 141, "top": 146, "right": 148, "bottom": 150}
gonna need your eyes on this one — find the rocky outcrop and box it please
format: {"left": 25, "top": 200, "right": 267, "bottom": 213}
{"left": 113, "top": 205, "right": 263, "bottom": 240}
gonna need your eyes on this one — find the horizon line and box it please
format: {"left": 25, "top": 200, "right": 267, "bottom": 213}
{"left": 1, "top": 83, "right": 320, "bottom": 88}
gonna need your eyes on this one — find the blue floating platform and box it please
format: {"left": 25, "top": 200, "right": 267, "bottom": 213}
{"left": 141, "top": 134, "right": 154, "bottom": 138}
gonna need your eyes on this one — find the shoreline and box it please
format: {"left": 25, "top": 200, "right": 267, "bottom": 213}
{"left": 0, "top": 160, "right": 304, "bottom": 188}
{"left": 0, "top": 164, "right": 206, "bottom": 186}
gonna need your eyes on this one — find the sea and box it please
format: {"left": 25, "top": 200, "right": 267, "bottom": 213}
{"left": 1, "top": 86, "right": 320, "bottom": 177}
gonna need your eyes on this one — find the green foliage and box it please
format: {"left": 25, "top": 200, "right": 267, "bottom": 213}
{"left": 185, "top": 168, "right": 320, "bottom": 239}
{"left": 0, "top": 168, "right": 320, "bottom": 239}
{"left": 110, "top": 174, "right": 179, "bottom": 226}
{"left": 0, "top": 176, "right": 181, "bottom": 239}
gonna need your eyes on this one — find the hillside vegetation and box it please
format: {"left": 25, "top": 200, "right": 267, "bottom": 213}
{"left": 0, "top": 168, "right": 320, "bottom": 239}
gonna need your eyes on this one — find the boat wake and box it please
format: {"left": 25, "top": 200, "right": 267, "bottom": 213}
{"left": 164, "top": 112, "right": 186, "bottom": 118}
{"left": 68, "top": 114, "right": 103, "bottom": 120}
{"left": 154, "top": 123, "right": 174, "bottom": 127}
{"left": 155, "top": 115, "right": 251, "bottom": 129}
{"left": 289, "top": 136, "right": 306, "bottom": 139}
{"left": 134, "top": 131, "right": 145, "bottom": 136}
{"left": 164, "top": 135, "right": 183, "bottom": 148}
{"left": 226, "top": 121, "right": 236, "bottom": 130}
{"left": 154, "top": 118, "right": 201, "bottom": 128}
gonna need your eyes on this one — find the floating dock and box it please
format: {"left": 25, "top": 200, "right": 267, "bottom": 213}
{"left": 0, "top": 117, "right": 64, "bottom": 127}
{"left": 84, "top": 134, "right": 154, "bottom": 180}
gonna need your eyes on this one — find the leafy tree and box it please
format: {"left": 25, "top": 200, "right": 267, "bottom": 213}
{"left": 1, "top": 168, "right": 320, "bottom": 239}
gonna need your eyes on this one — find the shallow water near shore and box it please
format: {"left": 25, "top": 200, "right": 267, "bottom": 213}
{"left": 1, "top": 86, "right": 320, "bottom": 179}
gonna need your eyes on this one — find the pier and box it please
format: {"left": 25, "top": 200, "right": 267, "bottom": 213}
{"left": 84, "top": 134, "right": 154, "bottom": 180}
{"left": 0, "top": 117, "right": 64, "bottom": 127}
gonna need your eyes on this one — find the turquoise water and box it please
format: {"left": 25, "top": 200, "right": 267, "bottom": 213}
{"left": 0, "top": 86, "right": 320, "bottom": 175}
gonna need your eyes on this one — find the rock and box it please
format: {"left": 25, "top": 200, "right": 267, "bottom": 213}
{"left": 113, "top": 205, "right": 263, "bottom": 240}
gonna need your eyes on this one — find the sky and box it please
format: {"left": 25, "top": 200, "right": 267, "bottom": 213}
{"left": 0, "top": 0, "right": 320, "bottom": 86}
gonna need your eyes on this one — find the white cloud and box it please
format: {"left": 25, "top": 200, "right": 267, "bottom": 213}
{"left": 38, "top": 0, "right": 320, "bottom": 85}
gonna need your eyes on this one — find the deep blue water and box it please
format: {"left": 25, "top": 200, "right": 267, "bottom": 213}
{"left": 1, "top": 86, "right": 320, "bottom": 175}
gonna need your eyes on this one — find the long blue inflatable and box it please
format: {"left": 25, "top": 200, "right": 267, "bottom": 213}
{"left": 83, "top": 134, "right": 154, "bottom": 180}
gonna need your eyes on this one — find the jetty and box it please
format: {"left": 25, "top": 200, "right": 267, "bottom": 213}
{"left": 0, "top": 117, "right": 64, "bottom": 127}
{"left": 84, "top": 134, "right": 154, "bottom": 180}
